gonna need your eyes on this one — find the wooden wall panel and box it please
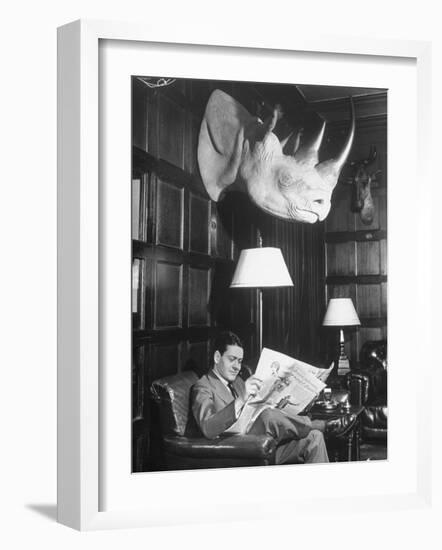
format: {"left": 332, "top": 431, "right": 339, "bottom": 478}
{"left": 154, "top": 261, "right": 183, "bottom": 329}
{"left": 132, "top": 343, "right": 149, "bottom": 472}
{"left": 156, "top": 179, "right": 184, "bottom": 249}
{"left": 324, "top": 115, "right": 387, "bottom": 361}
{"left": 150, "top": 342, "right": 182, "bottom": 381}
{"left": 356, "top": 284, "right": 382, "bottom": 318}
{"left": 379, "top": 189, "right": 387, "bottom": 229}
{"left": 147, "top": 92, "right": 159, "bottom": 157}
{"left": 183, "top": 340, "right": 210, "bottom": 376}
{"left": 132, "top": 344, "right": 146, "bottom": 421}
{"left": 380, "top": 239, "right": 387, "bottom": 275}
{"left": 158, "top": 95, "right": 185, "bottom": 168}
{"left": 188, "top": 267, "right": 210, "bottom": 327}
{"left": 208, "top": 262, "right": 237, "bottom": 329}
{"left": 133, "top": 77, "right": 330, "bottom": 470}
{"left": 189, "top": 80, "right": 213, "bottom": 112}
{"left": 189, "top": 192, "right": 210, "bottom": 254}
{"left": 184, "top": 113, "right": 200, "bottom": 175}
{"left": 132, "top": 79, "right": 148, "bottom": 151}
{"left": 381, "top": 282, "right": 388, "bottom": 317}
{"left": 356, "top": 241, "right": 380, "bottom": 275}
{"left": 212, "top": 203, "right": 234, "bottom": 260}
{"left": 326, "top": 191, "right": 355, "bottom": 232}
{"left": 326, "top": 242, "right": 356, "bottom": 275}
{"left": 327, "top": 283, "right": 357, "bottom": 303}
{"left": 132, "top": 257, "right": 146, "bottom": 330}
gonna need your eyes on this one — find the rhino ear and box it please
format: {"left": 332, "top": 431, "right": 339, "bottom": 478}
{"left": 198, "top": 89, "right": 254, "bottom": 201}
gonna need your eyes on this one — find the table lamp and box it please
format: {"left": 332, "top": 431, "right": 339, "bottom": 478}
{"left": 322, "top": 298, "right": 360, "bottom": 376}
{"left": 230, "top": 247, "right": 293, "bottom": 352}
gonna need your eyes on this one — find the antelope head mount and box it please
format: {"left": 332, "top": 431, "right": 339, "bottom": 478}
{"left": 197, "top": 89, "right": 355, "bottom": 223}
{"left": 350, "top": 145, "right": 381, "bottom": 225}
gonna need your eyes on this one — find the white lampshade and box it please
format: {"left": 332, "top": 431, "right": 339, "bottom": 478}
{"left": 230, "top": 247, "right": 293, "bottom": 288}
{"left": 323, "top": 298, "right": 360, "bottom": 327}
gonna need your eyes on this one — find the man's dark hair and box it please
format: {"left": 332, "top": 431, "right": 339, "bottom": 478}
{"left": 212, "top": 331, "right": 243, "bottom": 356}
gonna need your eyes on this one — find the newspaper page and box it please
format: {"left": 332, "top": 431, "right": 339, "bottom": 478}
{"left": 225, "top": 348, "right": 332, "bottom": 434}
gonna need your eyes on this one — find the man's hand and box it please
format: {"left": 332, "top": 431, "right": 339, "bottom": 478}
{"left": 244, "top": 376, "right": 263, "bottom": 400}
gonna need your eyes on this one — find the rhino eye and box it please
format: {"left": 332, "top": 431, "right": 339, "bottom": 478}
{"left": 278, "top": 171, "right": 295, "bottom": 189}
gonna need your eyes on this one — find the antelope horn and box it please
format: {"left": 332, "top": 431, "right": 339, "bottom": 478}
{"left": 364, "top": 144, "right": 377, "bottom": 165}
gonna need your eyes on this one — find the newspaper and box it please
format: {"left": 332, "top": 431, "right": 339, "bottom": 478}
{"left": 225, "top": 348, "right": 333, "bottom": 435}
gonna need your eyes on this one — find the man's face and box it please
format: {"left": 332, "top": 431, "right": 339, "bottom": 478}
{"left": 213, "top": 344, "right": 244, "bottom": 382}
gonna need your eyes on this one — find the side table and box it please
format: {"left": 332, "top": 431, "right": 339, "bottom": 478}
{"left": 309, "top": 404, "right": 365, "bottom": 462}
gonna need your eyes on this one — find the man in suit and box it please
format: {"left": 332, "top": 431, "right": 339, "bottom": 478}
{"left": 191, "top": 331, "right": 329, "bottom": 464}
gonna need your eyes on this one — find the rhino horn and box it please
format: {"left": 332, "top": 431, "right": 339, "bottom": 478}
{"left": 293, "top": 121, "right": 326, "bottom": 166}
{"left": 316, "top": 97, "right": 355, "bottom": 186}
{"left": 280, "top": 127, "right": 304, "bottom": 154}
{"left": 292, "top": 128, "right": 302, "bottom": 154}
{"left": 280, "top": 132, "right": 293, "bottom": 150}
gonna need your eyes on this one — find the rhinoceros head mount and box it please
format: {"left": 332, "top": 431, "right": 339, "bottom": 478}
{"left": 197, "top": 89, "right": 355, "bottom": 223}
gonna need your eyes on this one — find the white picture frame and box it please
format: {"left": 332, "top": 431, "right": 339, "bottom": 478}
{"left": 57, "top": 19, "right": 433, "bottom": 531}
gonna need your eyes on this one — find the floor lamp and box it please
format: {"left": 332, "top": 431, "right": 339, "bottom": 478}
{"left": 230, "top": 247, "right": 293, "bottom": 353}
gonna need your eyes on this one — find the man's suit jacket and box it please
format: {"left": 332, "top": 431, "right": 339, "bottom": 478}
{"left": 191, "top": 370, "right": 245, "bottom": 439}
{"left": 191, "top": 369, "right": 312, "bottom": 442}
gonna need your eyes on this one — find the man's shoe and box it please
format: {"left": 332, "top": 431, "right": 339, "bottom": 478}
{"left": 325, "top": 414, "right": 358, "bottom": 438}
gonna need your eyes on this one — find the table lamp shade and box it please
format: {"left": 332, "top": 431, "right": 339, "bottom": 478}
{"left": 323, "top": 298, "right": 360, "bottom": 326}
{"left": 230, "top": 247, "right": 294, "bottom": 288}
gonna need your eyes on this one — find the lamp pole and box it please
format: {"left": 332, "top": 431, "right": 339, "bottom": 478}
{"left": 229, "top": 241, "right": 293, "bottom": 357}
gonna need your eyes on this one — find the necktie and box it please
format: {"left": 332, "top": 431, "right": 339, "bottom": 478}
{"left": 227, "top": 382, "right": 237, "bottom": 399}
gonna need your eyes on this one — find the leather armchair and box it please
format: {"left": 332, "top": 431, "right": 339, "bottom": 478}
{"left": 346, "top": 340, "right": 387, "bottom": 441}
{"left": 150, "top": 370, "right": 276, "bottom": 470}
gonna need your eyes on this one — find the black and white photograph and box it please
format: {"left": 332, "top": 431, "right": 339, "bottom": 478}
{"left": 131, "top": 76, "right": 388, "bottom": 473}
{"left": 3, "top": 0, "right": 439, "bottom": 543}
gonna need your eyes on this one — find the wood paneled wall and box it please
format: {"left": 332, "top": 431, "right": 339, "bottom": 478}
{"left": 260, "top": 215, "right": 326, "bottom": 365}
{"left": 132, "top": 78, "right": 263, "bottom": 471}
{"left": 324, "top": 115, "right": 387, "bottom": 364}
{"left": 132, "top": 77, "right": 331, "bottom": 471}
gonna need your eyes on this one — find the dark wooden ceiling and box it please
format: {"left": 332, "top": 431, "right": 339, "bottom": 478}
{"left": 295, "top": 84, "right": 385, "bottom": 103}
{"left": 297, "top": 84, "right": 387, "bottom": 123}
{"left": 254, "top": 81, "right": 387, "bottom": 125}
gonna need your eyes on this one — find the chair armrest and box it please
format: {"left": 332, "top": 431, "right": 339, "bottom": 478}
{"left": 163, "top": 434, "right": 276, "bottom": 460}
{"left": 347, "top": 365, "right": 387, "bottom": 406}
{"left": 362, "top": 405, "right": 388, "bottom": 427}
{"left": 346, "top": 372, "right": 370, "bottom": 406}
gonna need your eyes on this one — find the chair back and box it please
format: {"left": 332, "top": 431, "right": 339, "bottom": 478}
{"left": 151, "top": 371, "right": 199, "bottom": 437}
{"left": 150, "top": 365, "right": 253, "bottom": 438}
{"left": 359, "top": 339, "right": 387, "bottom": 370}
